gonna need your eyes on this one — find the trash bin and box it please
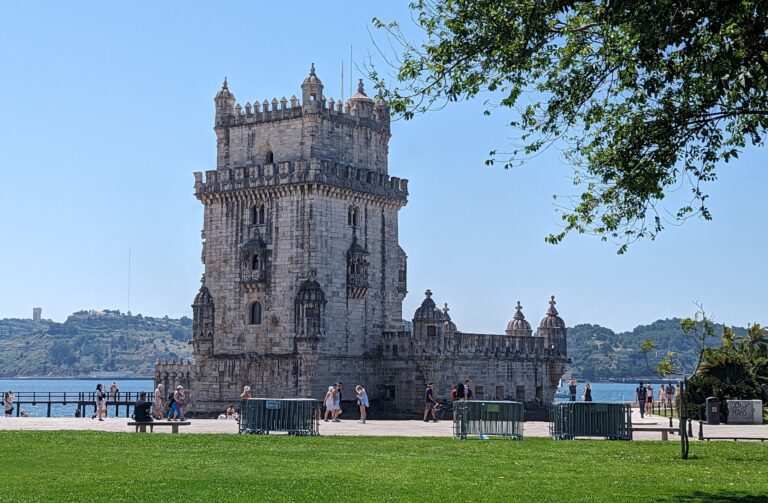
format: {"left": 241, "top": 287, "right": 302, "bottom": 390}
{"left": 706, "top": 397, "right": 720, "bottom": 425}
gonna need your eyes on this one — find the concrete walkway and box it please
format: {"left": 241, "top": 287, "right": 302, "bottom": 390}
{"left": 1, "top": 409, "right": 766, "bottom": 440}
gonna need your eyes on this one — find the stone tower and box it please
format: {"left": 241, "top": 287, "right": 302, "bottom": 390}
{"left": 156, "top": 66, "right": 409, "bottom": 415}
{"left": 156, "top": 66, "right": 568, "bottom": 418}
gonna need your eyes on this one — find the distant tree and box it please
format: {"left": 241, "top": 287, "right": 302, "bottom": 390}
{"left": 371, "top": 0, "right": 768, "bottom": 252}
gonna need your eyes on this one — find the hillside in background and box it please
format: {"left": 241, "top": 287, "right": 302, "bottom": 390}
{"left": 0, "top": 311, "right": 755, "bottom": 379}
{"left": 0, "top": 310, "right": 192, "bottom": 377}
{"left": 567, "top": 318, "right": 749, "bottom": 380}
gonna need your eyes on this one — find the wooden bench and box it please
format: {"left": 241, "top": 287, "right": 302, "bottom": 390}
{"left": 127, "top": 421, "right": 191, "bottom": 433}
{"left": 632, "top": 427, "right": 678, "bottom": 441}
{"left": 703, "top": 436, "right": 768, "bottom": 442}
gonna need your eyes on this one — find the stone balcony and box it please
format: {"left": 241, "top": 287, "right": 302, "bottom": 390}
{"left": 240, "top": 269, "right": 267, "bottom": 292}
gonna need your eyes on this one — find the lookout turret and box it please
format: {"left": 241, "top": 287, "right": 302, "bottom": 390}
{"left": 301, "top": 63, "right": 324, "bottom": 113}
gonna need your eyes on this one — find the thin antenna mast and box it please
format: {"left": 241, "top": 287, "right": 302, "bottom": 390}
{"left": 127, "top": 248, "right": 131, "bottom": 313}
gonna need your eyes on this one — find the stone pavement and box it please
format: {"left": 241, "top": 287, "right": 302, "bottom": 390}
{"left": 0, "top": 409, "right": 766, "bottom": 440}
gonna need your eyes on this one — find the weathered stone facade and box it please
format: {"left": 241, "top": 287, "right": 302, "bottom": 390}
{"left": 155, "top": 67, "right": 569, "bottom": 418}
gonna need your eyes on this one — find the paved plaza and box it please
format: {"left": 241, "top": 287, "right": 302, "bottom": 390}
{"left": 1, "top": 409, "right": 765, "bottom": 440}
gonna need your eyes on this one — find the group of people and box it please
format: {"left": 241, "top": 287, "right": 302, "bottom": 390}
{"left": 636, "top": 382, "right": 677, "bottom": 418}
{"left": 567, "top": 379, "right": 593, "bottom": 401}
{"left": 86, "top": 382, "right": 186, "bottom": 423}
{"left": 423, "top": 379, "right": 477, "bottom": 422}
{"left": 322, "top": 382, "right": 369, "bottom": 423}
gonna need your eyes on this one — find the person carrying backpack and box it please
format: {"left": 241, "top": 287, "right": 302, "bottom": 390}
{"left": 636, "top": 382, "right": 647, "bottom": 419}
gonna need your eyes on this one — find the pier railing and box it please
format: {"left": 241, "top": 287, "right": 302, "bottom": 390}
{"left": 7, "top": 391, "right": 156, "bottom": 418}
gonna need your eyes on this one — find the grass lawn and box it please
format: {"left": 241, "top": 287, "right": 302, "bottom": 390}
{"left": 0, "top": 432, "right": 766, "bottom": 502}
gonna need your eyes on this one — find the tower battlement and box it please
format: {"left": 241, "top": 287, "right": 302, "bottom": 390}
{"left": 194, "top": 159, "right": 408, "bottom": 202}
{"left": 213, "top": 67, "right": 392, "bottom": 173}
{"left": 216, "top": 93, "right": 390, "bottom": 134}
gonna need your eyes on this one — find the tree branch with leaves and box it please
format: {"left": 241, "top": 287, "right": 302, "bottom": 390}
{"left": 370, "top": 0, "right": 768, "bottom": 253}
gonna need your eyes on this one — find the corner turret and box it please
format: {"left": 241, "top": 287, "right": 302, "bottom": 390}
{"left": 348, "top": 79, "right": 374, "bottom": 118}
{"left": 301, "top": 63, "right": 324, "bottom": 112}
{"left": 191, "top": 283, "right": 215, "bottom": 357}
{"left": 214, "top": 78, "right": 236, "bottom": 124}
{"left": 538, "top": 296, "right": 566, "bottom": 355}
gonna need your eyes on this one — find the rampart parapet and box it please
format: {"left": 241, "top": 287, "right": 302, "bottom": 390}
{"left": 380, "top": 330, "right": 565, "bottom": 359}
{"left": 194, "top": 159, "right": 408, "bottom": 202}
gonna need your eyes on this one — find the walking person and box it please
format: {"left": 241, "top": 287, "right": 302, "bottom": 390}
{"left": 665, "top": 383, "right": 675, "bottom": 408}
{"left": 645, "top": 383, "right": 654, "bottom": 415}
{"left": 109, "top": 381, "right": 119, "bottom": 400}
{"left": 636, "top": 382, "right": 647, "bottom": 419}
{"left": 4, "top": 391, "right": 14, "bottom": 417}
{"left": 332, "top": 382, "right": 343, "bottom": 422}
{"left": 658, "top": 384, "right": 667, "bottom": 411}
{"left": 583, "top": 382, "right": 592, "bottom": 402}
{"left": 92, "top": 384, "right": 107, "bottom": 421}
{"left": 423, "top": 382, "right": 438, "bottom": 422}
{"left": 323, "top": 385, "right": 337, "bottom": 422}
{"left": 153, "top": 384, "right": 165, "bottom": 419}
{"left": 355, "top": 385, "right": 369, "bottom": 424}
{"left": 175, "top": 385, "right": 186, "bottom": 420}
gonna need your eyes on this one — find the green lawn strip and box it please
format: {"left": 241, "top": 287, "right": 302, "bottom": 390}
{"left": 0, "top": 432, "right": 766, "bottom": 502}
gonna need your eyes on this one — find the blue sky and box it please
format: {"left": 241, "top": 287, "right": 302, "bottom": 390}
{"left": 1, "top": 1, "right": 766, "bottom": 332}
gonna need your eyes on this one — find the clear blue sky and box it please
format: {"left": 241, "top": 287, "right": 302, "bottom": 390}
{"left": 1, "top": 1, "right": 766, "bottom": 333}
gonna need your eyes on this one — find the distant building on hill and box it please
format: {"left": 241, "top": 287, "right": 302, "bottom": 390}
{"left": 155, "top": 66, "right": 569, "bottom": 418}
{"left": 32, "top": 307, "right": 42, "bottom": 321}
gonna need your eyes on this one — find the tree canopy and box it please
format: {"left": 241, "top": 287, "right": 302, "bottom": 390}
{"left": 371, "top": 0, "right": 768, "bottom": 252}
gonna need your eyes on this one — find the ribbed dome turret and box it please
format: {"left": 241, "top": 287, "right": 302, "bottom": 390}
{"left": 413, "top": 289, "right": 446, "bottom": 321}
{"left": 349, "top": 79, "right": 373, "bottom": 103}
{"left": 506, "top": 301, "right": 531, "bottom": 334}
{"left": 539, "top": 296, "right": 565, "bottom": 329}
{"left": 302, "top": 63, "right": 323, "bottom": 85}
{"left": 442, "top": 303, "right": 457, "bottom": 332}
{"left": 215, "top": 77, "right": 235, "bottom": 100}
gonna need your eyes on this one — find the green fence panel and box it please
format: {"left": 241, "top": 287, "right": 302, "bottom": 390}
{"left": 239, "top": 398, "right": 320, "bottom": 436}
{"left": 549, "top": 402, "right": 632, "bottom": 440}
{"left": 452, "top": 400, "right": 524, "bottom": 440}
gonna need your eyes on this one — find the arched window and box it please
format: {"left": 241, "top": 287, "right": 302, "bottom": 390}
{"left": 348, "top": 206, "right": 359, "bottom": 227}
{"left": 251, "top": 254, "right": 260, "bottom": 270}
{"left": 251, "top": 204, "right": 265, "bottom": 225}
{"left": 265, "top": 151, "right": 274, "bottom": 164}
{"left": 249, "top": 302, "right": 262, "bottom": 325}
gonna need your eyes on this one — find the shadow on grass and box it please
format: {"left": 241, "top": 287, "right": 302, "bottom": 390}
{"left": 666, "top": 492, "right": 766, "bottom": 502}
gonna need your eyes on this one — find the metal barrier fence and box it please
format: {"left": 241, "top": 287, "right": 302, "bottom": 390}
{"left": 549, "top": 402, "right": 632, "bottom": 440}
{"left": 453, "top": 400, "right": 524, "bottom": 440}
{"left": 239, "top": 398, "right": 320, "bottom": 436}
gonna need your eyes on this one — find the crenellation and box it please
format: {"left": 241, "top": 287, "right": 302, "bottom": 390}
{"left": 195, "top": 159, "right": 408, "bottom": 202}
